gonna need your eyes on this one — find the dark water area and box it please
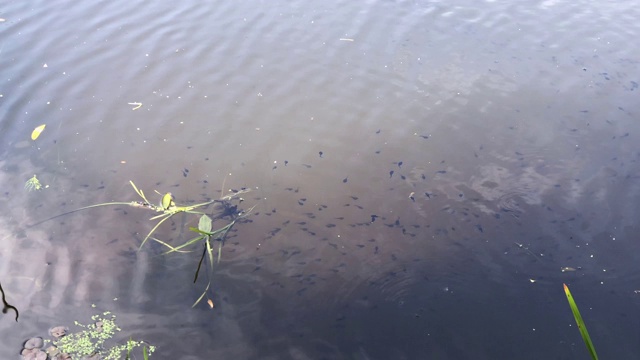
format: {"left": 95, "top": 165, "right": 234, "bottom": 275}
{"left": 1, "top": 1, "right": 640, "bottom": 359}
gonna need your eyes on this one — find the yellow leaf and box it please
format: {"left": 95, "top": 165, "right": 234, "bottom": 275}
{"left": 31, "top": 124, "right": 46, "bottom": 140}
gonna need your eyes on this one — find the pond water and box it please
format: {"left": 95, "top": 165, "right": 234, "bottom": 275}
{"left": 1, "top": 0, "right": 640, "bottom": 359}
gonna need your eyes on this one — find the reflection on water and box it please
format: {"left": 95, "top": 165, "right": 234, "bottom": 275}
{"left": 2, "top": 0, "right": 640, "bottom": 358}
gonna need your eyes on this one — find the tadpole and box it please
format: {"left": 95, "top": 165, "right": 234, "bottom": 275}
{"left": 0, "top": 281, "right": 19, "bottom": 322}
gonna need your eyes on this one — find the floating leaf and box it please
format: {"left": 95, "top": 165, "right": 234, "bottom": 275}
{"left": 161, "top": 192, "right": 174, "bottom": 210}
{"left": 198, "top": 214, "right": 212, "bottom": 233}
{"left": 31, "top": 124, "right": 46, "bottom": 140}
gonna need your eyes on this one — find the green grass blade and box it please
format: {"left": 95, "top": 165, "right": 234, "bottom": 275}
{"left": 563, "top": 283, "right": 599, "bottom": 360}
{"left": 206, "top": 237, "right": 215, "bottom": 276}
{"left": 29, "top": 202, "right": 132, "bottom": 227}
{"left": 143, "top": 345, "right": 149, "bottom": 360}
{"left": 160, "top": 235, "right": 205, "bottom": 254}
{"left": 150, "top": 237, "right": 192, "bottom": 253}
{"left": 130, "top": 180, "right": 150, "bottom": 203}
{"left": 192, "top": 282, "right": 210, "bottom": 308}
{"left": 189, "top": 227, "right": 210, "bottom": 235}
{"left": 149, "top": 212, "right": 170, "bottom": 220}
{"left": 139, "top": 214, "right": 172, "bottom": 250}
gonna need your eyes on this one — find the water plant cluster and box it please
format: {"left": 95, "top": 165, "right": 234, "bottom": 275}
{"left": 20, "top": 308, "right": 154, "bottom": 360}
{"left": 29, "top": 180, "right": 255, "bottom": 307}
{"left": 12, "top": 120, "right": 255, "bottom": 355}
{"left": 54, "top": 310, "right": 154, "bottom": 360}
{"left": 9, "top": 178, "right": 256, "bottom": 357}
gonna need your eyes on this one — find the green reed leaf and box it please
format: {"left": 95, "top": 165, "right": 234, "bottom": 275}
{"left": 563, "top": 283, "right": 598, "bottom": 360}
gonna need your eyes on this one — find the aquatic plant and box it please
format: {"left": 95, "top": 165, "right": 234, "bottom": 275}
{"left": 151, "top": 202, "right": 256, "bottom": 307}
{"left": 32, "top": 180, "right": 255, "bottom": 306}
{"left": 24, "top": 175, "right": 44, "bottom": 191}
{"left": 32, "top": 180, "right": 249, "bottom": 250}
{"left": 563, "top": 283, "right": 598, "bottom": 360}
{"left": 143, "top": 186, "right": 255, "bottom": 306}
{"left": 53, "top": 309, "right": 155, "bottom": 360}
{"left": 127, "top": 180, "right": 225, "bottom": 250}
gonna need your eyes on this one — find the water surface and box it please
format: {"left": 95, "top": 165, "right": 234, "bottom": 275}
{"left": 1, "top": 1, "right": 640, "bottom": 359}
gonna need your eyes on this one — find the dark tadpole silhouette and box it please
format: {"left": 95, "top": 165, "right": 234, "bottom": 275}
{"left": 0, "top": 281, "right": 19, "bottom": 321}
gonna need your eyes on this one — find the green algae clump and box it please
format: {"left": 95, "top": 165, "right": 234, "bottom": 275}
{"left": 54, "top": 309, "right": 155, "bottom": 360}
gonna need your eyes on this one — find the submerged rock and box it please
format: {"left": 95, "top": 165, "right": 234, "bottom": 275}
{"left": 23, "top": 337, "right": 44, "bottom": 350}
{"left": 22, "top": 349, "right": 47, "bottom": 360}
{"left": 46, "top": 344, "right": 61, "bottom": 357}
{"left": 49, "top": 326, "right": 69, "bottom": 339}
{"left": 51, "top": 353, "right": 72, "bottom": 360}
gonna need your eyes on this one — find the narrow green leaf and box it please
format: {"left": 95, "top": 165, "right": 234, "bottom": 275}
{"left": 206, "top": 237, "right": 214, "bottom": 277}
{"left": 149, "top": 212, "right": 170, "bottom": 220}
{"left": 143, "top": 345, "right": 149, "bottom": 360}
{"left": 563, "top": 283, "right": 599, "bottom": 360}
{"left": 139, "top": 214, "right": 173, "bottom": 250}
{"left": 189, "top": 226, "right": 207, "bottom": 234}
{"left": 160, "top": 234, "right": 205, "bottom": 254}
{"left": 192, "top": 282, "right": 210, "bottom": 307}
{"left": 130, "top": 181, "right": 149, "bottom": 203}
{"left": 150, "top": 237, "right": 191, "bottom": 253}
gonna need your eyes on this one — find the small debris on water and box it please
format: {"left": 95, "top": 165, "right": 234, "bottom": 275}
{"left": 127, "top": 102, "right": 142, "bottom": 110}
